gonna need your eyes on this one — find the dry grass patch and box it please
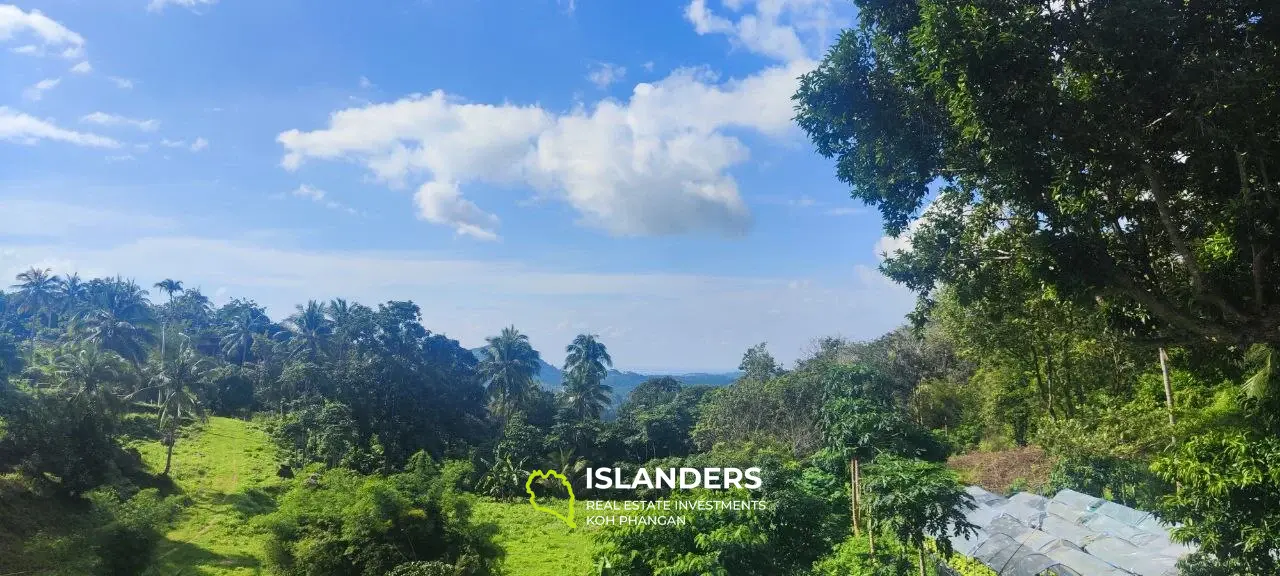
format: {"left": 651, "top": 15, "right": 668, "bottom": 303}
{"left": 948, "top": 445, "right": 1056, "bottom": 496}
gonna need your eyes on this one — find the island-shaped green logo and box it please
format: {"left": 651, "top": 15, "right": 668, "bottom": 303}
{"left": 526, "top": 469, "right": 576, "bottom": 529}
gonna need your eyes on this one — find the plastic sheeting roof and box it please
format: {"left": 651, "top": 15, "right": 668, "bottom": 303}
{"left": 941, "top": 487, "right": 1196, "bottom": 576}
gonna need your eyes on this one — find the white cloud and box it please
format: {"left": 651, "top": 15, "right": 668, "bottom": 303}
{"left": 23, "top": 77, "right": 60, "bottom": 101}
{"left": 0, "top": 233, "right": 913, "bottom": 370}
{"left": 684, "top": 0, "right": 846, "bottom": 63}
{"left": 108, "top": 76, "right": 134, "bottom": 89}
{"left": 415, "top": 180, "right": 500, "bottom": 240}
{"left": 11, "top": 43, "right": 36, "bottom": 54}
{"left": 288, "top": 184, "right": 358, "bottom": 215}
{"left": 160, "top": 137, "right": 207, "bottom": 151}
{"left": 358, "top": 76, "right": 373, "bottom": 89}
{"left": 0, "top": 5, "right": 85, "bottom": 59}
{"left": 81, "top": 112, "right": 159, "bottom": 132}
{"left": 278, "top": 58, "right": 809, "bottom": 238}
{"left": 292, "top": 184, "right": 326, "bottom": 201}
{"left": 587, "top": 62, "right": 626, "bottom": 89}
{"left": 147, "top": 0, "right": 219, "bottom": 13}
{"left": 70, "top": 60, "right": 91, "bottom": 74}
{"left": 643, "top": 61, "right": 655, "bottom": 72}
{"left": 0, "top": 107, "right": 119, "bottom": 148}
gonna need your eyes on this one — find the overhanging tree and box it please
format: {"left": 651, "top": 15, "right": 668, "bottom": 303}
{"left": 794, "top": 0, "right": 1280, "bottom": 348}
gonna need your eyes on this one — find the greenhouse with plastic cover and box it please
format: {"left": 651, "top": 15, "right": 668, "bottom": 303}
{"left": 936, "top": 487, "right": 1197, "bottom": 576}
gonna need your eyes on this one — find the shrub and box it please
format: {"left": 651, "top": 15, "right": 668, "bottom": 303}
{"left": 86, "top": 487, "right": 180, "bottom": 576}
{"left": 259, "top": 462, "right": 499, "bottom": 576}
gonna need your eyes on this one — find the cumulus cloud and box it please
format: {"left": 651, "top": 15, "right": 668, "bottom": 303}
{"left": 277, "top": 59, "right": 812, "bottom": 238}
{"left": 147, "top": 0, "right": 219, "bottom": 13}
{"left": 190, "top": 137, "right": 208, "bottom": 151}
{"left": 108, "top": 76, "right": 134, "bottom": 89}
{"left": 587, "top": 62, "right": 626, "bottom": 89}
{"left": 23, "top": 78, "right": 60, "bottom": 101}
{"left": 70, "top": 60, "right": 91, "bottom": 74}
{"left": 0, "top": 108, "right": 120, "bottom": 148}
{"left": 0, "top": 4, "right": 85, "bottom": 58}
{"left": 275, "top": 0, "right": 848, "bottom": 241}
{"left": 685, "top": 0, "right": 846, "bottom": 63}
{"left": 81, "top": 112, "right": 159, "bottom": 132}
{"left": 415, "top": 181, "right": 500, "bottom": 240}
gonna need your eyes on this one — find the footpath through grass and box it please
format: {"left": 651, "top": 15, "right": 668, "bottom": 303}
{"left": 132, "top": 416, "right": 283, "bottom": 575}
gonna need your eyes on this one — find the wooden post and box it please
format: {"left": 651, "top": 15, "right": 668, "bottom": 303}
{"left": 868, "top": 517, "right": 875, "bottom": 554}
{"left": 1159, "top": 347, "right": 1176, "bottom": 428}
{"left": 1160, "top": 347, "right": 1180, "bottom": 493}
{"left": 850, "top": 458, "right": 861, "bottom": 536}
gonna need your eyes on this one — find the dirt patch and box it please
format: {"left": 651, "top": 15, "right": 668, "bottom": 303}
{"left": 948, "top": 446, "right": 1056, "bottom": 495}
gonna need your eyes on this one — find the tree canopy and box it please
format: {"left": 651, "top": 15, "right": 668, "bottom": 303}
{"left": 794, "top": 0, "right": 1280, "bottom": 347}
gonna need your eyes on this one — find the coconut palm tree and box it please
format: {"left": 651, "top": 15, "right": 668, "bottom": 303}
{"left": 563, "top": 334, "right": 613, "bottom": 419}
{"left": 54, "top": 343, "right": 126, "bottom": 413}
{"left": 73, "top": 282, "right": 158, "bottom": 369}
{"left": 153, "top": 279, "right": 184, "bottom": 302}
{"left": 283, "top": 300, "right": 332, "bottom": 362}
{"left": 59, "top": 273, "right": 89, "bottom": 315}
{"left": 152, "top": 279, "right": 184, "bottom": 366}
{"left": 477, "top": 326, "right": 542, "bottom": 417}
{"left": 220, "top": 307, "right": 269, "bottom": 365}
{"left": 325, "top": 298, "right": 365, "bottom": 360}
{"left": 11, "top": 268, "right": 62, "bottom": 348}
{"left": 141, "top": 340, "right": 210, "bottom": 476}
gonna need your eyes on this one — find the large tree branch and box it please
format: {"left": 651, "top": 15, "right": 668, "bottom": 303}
{"left": 1108, "top": 269, "right": 1240, "bottom": 344}
{"left": 1142, "top": 162, "right": 1247, "bottom": 322}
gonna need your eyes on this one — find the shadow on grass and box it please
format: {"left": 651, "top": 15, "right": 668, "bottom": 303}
{"left": 210, "top": 486, "right": 283, "bottom": 520}
{"left": 151, "top": 537, "right": 264, "bottom": 575}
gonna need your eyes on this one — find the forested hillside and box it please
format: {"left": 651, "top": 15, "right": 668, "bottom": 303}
{"left": 468, "top": 347, "right": 739, "bottom": 408}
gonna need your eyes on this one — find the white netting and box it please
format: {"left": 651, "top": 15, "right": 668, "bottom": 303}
{"left": 934, "top": 487, "right": 1198, "bottom": 576}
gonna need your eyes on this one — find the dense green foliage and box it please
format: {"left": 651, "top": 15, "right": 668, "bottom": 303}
{"left": 794, "top": 1, "right": 1280, "bottom": 573}
{"left": 4, "top": 5, "right": 1280, "bottom": 570}
{"left": 260, "top": 458, "right": 500, "bottom": 576}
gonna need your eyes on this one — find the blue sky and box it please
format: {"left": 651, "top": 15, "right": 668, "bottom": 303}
{"left": 0, "top": 0, "right": 915, "bottom": 372}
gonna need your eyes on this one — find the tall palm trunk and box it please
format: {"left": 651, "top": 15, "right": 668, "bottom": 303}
{"left": 162, "top": 428, "right": 175, "bottom": 476}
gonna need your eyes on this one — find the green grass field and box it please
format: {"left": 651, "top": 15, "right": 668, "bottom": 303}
{"left": 3, "top": 416, "right": 626, "bottom": 576}
{"left": 473, "top": 499, "right": 605, "bottom": 576}
{"left": 132, "top": 415, "right": 283, "bottom": 575}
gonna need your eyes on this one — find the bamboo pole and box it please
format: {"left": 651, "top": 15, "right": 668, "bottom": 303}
{"left": 850, "top": 458, "right": 861, "bottom": 536}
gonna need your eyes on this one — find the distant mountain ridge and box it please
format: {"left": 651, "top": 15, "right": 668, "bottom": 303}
{"left": 468, "top": 348, "right": 739, "bottom": 405}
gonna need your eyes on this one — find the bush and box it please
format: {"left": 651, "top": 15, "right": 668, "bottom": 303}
{"left": 387, "top": 561, "right": 457, "bottom": 576}
{"left": 259, "top": 461, "right": 499, "bottom": 576}
{"left": 87, "top": 487, "right": 180, "bottom": 576}
{"left": 596, "top": 459, "right": 848, "bottom": 576}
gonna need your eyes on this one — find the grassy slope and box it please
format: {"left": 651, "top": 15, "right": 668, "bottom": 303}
{"left": 132, "top": 416, "right": 283, "bottom": 575}
{"left": 5, "top": 417, "right": 620, "bottom": 576}
{"left": 472, "top": 499, "right": 606, "bottom": 576}
{"left": 0, "top": 473, "right": 98, "bottom": 575}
